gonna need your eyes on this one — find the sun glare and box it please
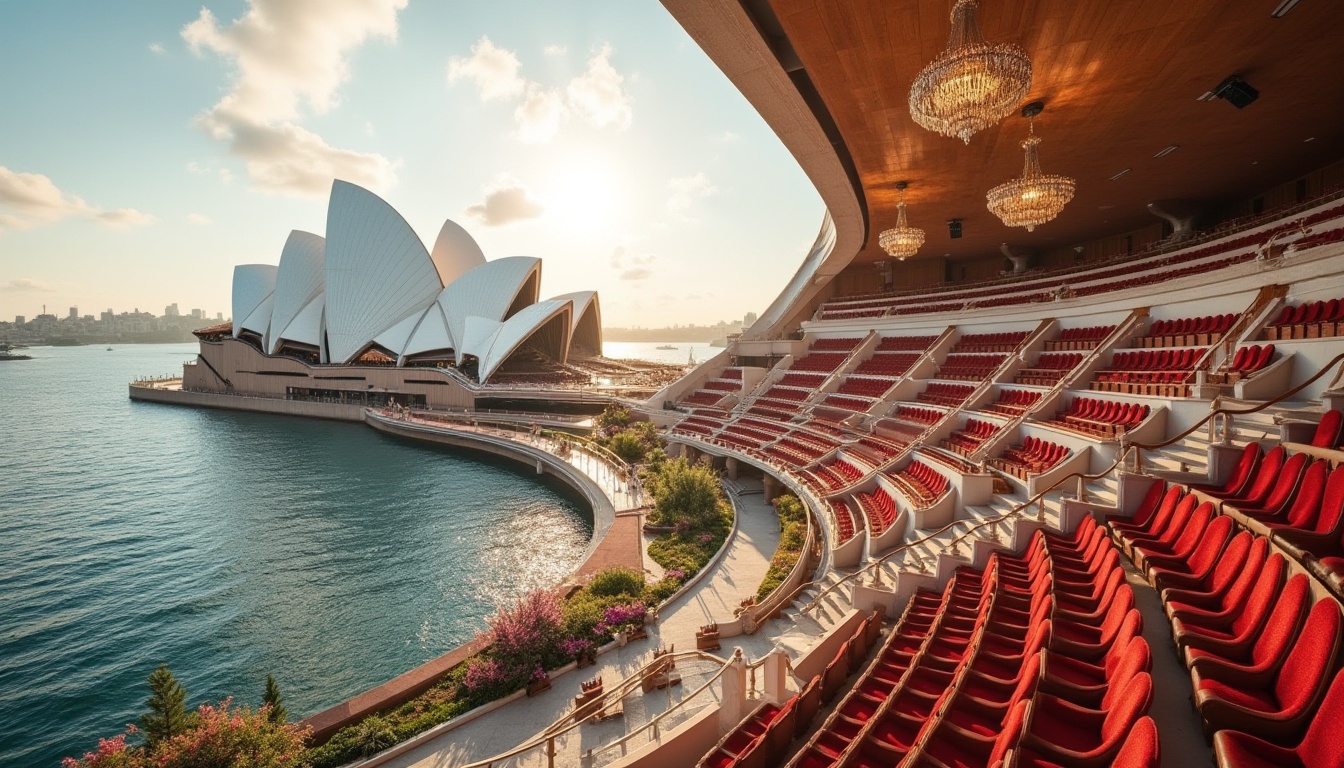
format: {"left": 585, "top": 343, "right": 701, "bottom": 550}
{"left": 538, "top": 152, "right": 627, "bottom": 233}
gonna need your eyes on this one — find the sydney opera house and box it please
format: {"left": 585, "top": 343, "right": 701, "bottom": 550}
{"left": 180, "top": 180, "right": 656, "bottom": 409}
{"left": 140, "top": 0, "right": 1344, "bottom": 766}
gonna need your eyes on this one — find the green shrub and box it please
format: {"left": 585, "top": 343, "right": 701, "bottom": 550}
{"left": 642, "top": 575, "right": 682, "bottom": 604}
{"left": 756, "top": 495, "right": 810, "bottom": 602}
{"left": 587, "top": 567, "right": 645, "bottom": 598}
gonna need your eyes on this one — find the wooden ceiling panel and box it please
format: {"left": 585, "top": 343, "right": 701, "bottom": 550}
{"left": 766, "top": 0, "right": 1344, "bottom": 265}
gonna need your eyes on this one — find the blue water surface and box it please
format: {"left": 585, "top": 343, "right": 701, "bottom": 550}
{"left": 0, "top": 343, "right": 591, "bottom": 766}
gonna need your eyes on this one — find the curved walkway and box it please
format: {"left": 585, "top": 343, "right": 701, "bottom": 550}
{"left": 382, "top": 480, "right": 781, "bottom": 768}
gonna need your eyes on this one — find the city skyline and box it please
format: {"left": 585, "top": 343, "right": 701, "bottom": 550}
{"left": 0, "top": 1, "right": 824, "bottom": 329}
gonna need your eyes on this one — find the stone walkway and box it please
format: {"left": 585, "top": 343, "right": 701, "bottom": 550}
{"left": 383, "top": 480, "right": 782, "bottom": 768}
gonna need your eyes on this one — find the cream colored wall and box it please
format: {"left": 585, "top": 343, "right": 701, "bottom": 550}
{"left": 192, "top": 338, "right": 476, "bottom": 409}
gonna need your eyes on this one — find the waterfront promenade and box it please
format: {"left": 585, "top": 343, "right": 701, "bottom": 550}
{"left": 368, "top": 413, "right": 783, "bottom": 768}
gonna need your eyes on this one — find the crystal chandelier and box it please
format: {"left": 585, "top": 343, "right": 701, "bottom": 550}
{"left": 878, "top": 182, "right": 925, "bottom": 260}
{"left": 909, "top": 0, "right": 1032, "bottom": 144}
{"left": 986, "top": 103, "right": 1075, "bottom": 232}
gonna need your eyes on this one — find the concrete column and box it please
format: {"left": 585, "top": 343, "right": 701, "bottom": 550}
{"left": 762, "top": 649, "right": 790, "bottom": 705}
{"left": 683, "top": 446, "right": 698, "bottom": 464}
{"left": 725, "top": 456, "right": 739, "bottom": 480}
{"left": 718, "top": 649, "right": 748, "bottom": 733}
{"left": 762, "top": 475, "right": 779, "bottom": 503}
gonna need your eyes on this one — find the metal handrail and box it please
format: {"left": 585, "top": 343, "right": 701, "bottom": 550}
{"left": 455, "top": 649, "right": 732, "bottom": 768}
{"left": 800, "top": 351, "right": 1344, "bottom": 613}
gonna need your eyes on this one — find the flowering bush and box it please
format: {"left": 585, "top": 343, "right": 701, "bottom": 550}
{"left": 665, "top": 569, "right": 686, "bottom": 582}
{"left": 530, "top": 665, "right": 548, "bottom": 683}
{"left": 462, "top": 658, "right": 505, "bottom": 693}
{"left": 487, "top": 589, "right": 564, "bottom": 676}
{"left": 61, "top": 730, "right": 138, "bottom": 768}
{"left": 595, "top": 601, "right": 647, "bottom": 636}
{"left": 697, "top": 533, "right": 714, "bottom": 544}
{"left": 558, "top": 638, "right": 593, "bottom": 659}
{"left": 151, "top": 699, "right": 309, "bottom": 768}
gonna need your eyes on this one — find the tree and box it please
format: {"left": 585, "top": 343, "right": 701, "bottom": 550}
{"left": 607, "top": 431, "right": 647, "bottom": 463}
{"left": 647, "top": 457, "right": 721, "bottom": 528}
{"left": 262, "top": 674, "right": 287, "bottom": 724}
{"left": 140, "top": 665, "right": 192, "bottom": 750}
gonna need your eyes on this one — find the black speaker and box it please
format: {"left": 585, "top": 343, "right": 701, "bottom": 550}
{"left": 948, "top": 219, "right": 963, "bottom": 239}
{"left": 1215, "top": 75, "right": 1258, "bottom": 109}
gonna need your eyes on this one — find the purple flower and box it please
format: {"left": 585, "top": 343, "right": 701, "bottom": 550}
{"left": 698, "top": 533, "right": 714, "bottom": 544}
{"left": 531, "top": 665, "right": 548, "bottom": 682}
{"left": 666, "top": 569, "right": 686, "bottom": 581}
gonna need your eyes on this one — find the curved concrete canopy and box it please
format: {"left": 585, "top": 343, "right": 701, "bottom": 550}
{"left": 324, "top": 180, "right": 444, "bottom": 364}
{"left": 232, "top": 264, "right": 278, "bottom": 338}
{"left": 437, "top": 256, "right": 542, "bottom": 352}
{"left": 430, "top": 219, "right": 487, "bottom": 287}
{"left": 268, "top": 230, "right": 326, "bottom": 353}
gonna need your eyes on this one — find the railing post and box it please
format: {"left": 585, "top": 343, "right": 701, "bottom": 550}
{"left": 547, "top": 736, "right": 556, "bottom": 768}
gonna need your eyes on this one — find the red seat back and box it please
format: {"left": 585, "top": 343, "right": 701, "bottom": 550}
{"left": 1312, "top": 409, "right": 1344, "bottom": 448}
{"left": 1111, "top": 716, "right": 1160, "bottom": 768}
{"left": 1250, "top": 574, "right": 1309, "bottom": 668}
{"left": 1296, "top": 670, "right": 1344, "bottom": 767}
{"left": 1274, "top": 599, "right": 1343, "bottom": 714}
{"left": 1099, "top": 672, "right": 1154, "bottom": 754}
{"left": 1284, "top": 459, "right": 1330, "bottom": 529}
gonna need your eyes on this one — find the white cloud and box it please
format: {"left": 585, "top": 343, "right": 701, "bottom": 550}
{"left": 149, "top": 42, "right": 166, "bottom": 55}
{"left": 182, "top": 0, "right": 404, "bottom": 197}
{"left": 610, "top": 245, "right": 655, "bottom": 281}
{"left": 513, "top": 84, "right": 567, "bottom": 144}
{"left": 543, "top": 44, "right": 567, "bottom": 56}
{"left": 447, "top": 36, "right": 525, "bottom": 102}
{"left": 447, "top": 39, "right": 632, "bottom": 144}
{"left": 667, "top": 172, "right": 718, "bottom": 221}
{"left": 465, "top": 176, "right": 543, "bottom": 227}
{"left": 0, "top": 166, "right": 153, "bottom": 233}
{"left": 0, "top": 278, "right": 55, "bottom": 293}
{"left": 96, "top": 209, "right": 157, "bottom": 229}
{"left": 188, "top": 213, "right": 213, "bottom": 225}
{"left": 566, "top": 45, "right": 631, "bottom": 130}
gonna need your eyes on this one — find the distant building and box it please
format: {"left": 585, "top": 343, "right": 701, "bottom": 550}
{"left": 68, "top": 307, "right": 78, "bottom": 319}
{"left": 165, "top": 303, "right": 179, "bottom": 317}
{"left": 14, "top": 315, "right": 24, "bottom": 326}
{"left": 102, "top": 310, "right": 113, "bottom": 323}
{"left": 744, "top": 311, "right": 758, "bottom": 327}
{"left": 191, "top": 308, "right": 203, "bottom": 319}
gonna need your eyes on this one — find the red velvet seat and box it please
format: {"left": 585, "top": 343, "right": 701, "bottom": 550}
{"left": 1228, "top": 451, "right": 1311, "bottom": 520}
{"left": 1172, "top": 553, "right": 1285, "bottom": 653}
{"left": 1132, "top": 500, "right": 1214, "bottom": 572}
{"left": 1051, "top": 599, "right": 1139, "bottom": 662}
{"left": 1219, "top": 446, "right": 1288, "bottom": 509}
{"left": 1185, "top": 573, "right": 1307, "bottom": 682}
{"left": 923, "top": 698, "right": 1032, "bottom": 768}
{"left": 1020, "top": 671, "right": 1152, "bottom": 768}
{"left": 1195, "top": 598, "right": 1343, "bottom": 741}
{"left": 1310, "top": 409, "right": 1344, "bottom": 448}
{"left": 1191, "top": 442, "right": 1262, "bottom": 499}
{"left": 1010, "top": 714, "right": 1160, "bottom": 768}
{"left": 1163, "top": 536, "right": 1270, "bottom": 618}
{"left": 1273, "top": 463, "right": 1344, "bottom": 560}
{"left": 1117, "top": 492, "right": 1196, "bottom": 556}
{"left": 1212, "top": 670, "right": 1344, "bottom": 768}
{"left": 1142, "top": 507, "right": 1231, "bottom": 582}
{"left": 1251, "top": 458, "right": 1330, "bottom": 533}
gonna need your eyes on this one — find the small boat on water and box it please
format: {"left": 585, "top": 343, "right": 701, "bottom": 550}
{"left": 107, "top": 347, "right": 114, "bottom": 351}
{"left": 656, "top": 344, "right": 677, "bottom": 350}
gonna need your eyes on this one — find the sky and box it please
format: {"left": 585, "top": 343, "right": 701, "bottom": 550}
{"left": 0, "top": 0, "right": 824, "bottom": 328}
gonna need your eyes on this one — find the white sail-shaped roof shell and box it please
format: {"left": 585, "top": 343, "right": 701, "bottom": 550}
{"left": 430, "top": 219, "right": 487, "bottom": 286}
{"left": 232, "top": 264, "right": 278, "bottom": 337}
{"left": 277, "top": 293, "right": 325, "bottom": 349}
{"left": 548, "top": 290, "right": 602, "bottom": 353}
{"left": 373, "top": 311, "right": 422, "bottom": 356}
{"left": 437, "top": 256, "right": 541, "bottom": 350}
{"left": 473, "top": 299, "right": 573, "bottom": 383}
{"left": 400, "top": 303, "right": 454, "bottom": 361}
{"left": 323, "top": 181, "right": 444, "bottom": 364}
{"left": 267, "top": 231, "right": 326, "bottom": 353}
{"left": 240, "top": 293, "right": 275, "bottom": 345}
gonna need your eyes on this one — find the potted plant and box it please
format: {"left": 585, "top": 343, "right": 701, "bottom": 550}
{"left": 526, "top": 665, "right": 551, "bottom": 697}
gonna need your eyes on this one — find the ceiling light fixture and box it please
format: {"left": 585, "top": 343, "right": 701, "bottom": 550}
{"left": 908, "top": 0, "right": 1032, "bottom": 144}
{"left": 986, "top": 102, "right": 1075, "bottom": 232}
{"left": 1154, "top": 145, "right": 1179, "bottom": 158}
{"left": 1109, "top": 168, "right": 1132, "bottom": 181}
{"left": 879, "top": 181, "right": 926, "bottom": 260}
